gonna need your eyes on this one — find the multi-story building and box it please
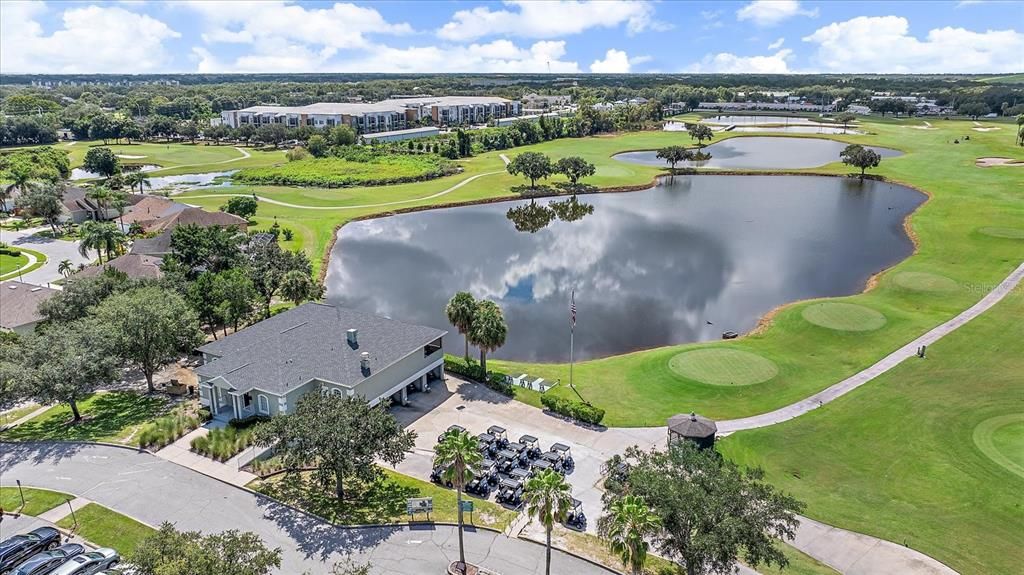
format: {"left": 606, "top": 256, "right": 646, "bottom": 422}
{"left": 220, "top": 96, "right": 520, "bottom": 134}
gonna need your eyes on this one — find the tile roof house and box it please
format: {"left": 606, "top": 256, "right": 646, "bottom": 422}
{"left": 128, "top": 231, "right": 173, "bottom": 257}
{"left": 75, "top": 253, "right": 164, "bottom": 280}
{"left": 0, "top": 281, "right": 58, "bottom": 336}
{"left": 117, "top": 196, "right": 188, "bottom": 230}
{"left": 194, "top": 302, "right": 447, "bottom": 421}
{"left": 144, "top": 207, "right": 247, "bottom": 234}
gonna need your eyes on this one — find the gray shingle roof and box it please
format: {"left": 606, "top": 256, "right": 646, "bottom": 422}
{"left": 195, "top": 302, "right": 446, "bottom": 395}
{"left": 0, "top": 281, "right": 57, "bottom": 330}
{"left": 667, "top": 413, "right": 717, "bottom": 438}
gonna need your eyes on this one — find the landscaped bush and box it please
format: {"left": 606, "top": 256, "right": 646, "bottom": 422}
{"left": 235, "top": 153, "right": 457, "bottom": 188}
{"left": 541, "top": 393, "right": 606, "bottom": 425}
{"left": 0, "top": 245, "right": 21, "bottom": 257}
{"left": 190, "top": 424, "right": 260, "bottom": 462}
{"left": 227, "top": 413, "right": 271, "bottom": 429}
{"left": 137, "top": 411, "right": 200, "bottom": 450}
{"left": 444, "top": 355, "right": 515, "bottom": 396}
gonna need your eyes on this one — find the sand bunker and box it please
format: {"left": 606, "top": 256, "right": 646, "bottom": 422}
{"left": 909, "top": 121, "right": 937, "bottom": 130}
{"left": 117, "top": 154, "right": 148, "bottom": 159}
{"left": 975, "top": 157, "right": 1024, "bottom": 167}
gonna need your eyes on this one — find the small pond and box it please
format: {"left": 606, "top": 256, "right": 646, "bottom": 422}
{"left": 326, "top": 175, "right": 925, "bottom": 362}
{"left": 147, "top": 171, "right": 236, "bottom": 193}
{"left": 664, "top": 121, "right": 860, "bottom": 135}
{"left": 701, "top": 115, "right": 828, "bottom": 125}
{"left": 614, "top": 137, "right": 901, "bottom": 171}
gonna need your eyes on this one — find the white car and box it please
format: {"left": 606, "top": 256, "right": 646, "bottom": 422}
{"left": 49, "top": 548, "right": 119, "bottom": 575}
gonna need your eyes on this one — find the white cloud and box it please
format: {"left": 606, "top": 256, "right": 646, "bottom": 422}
{"left": 438, "top": 0, "right": 669, "bottom": 42}
{"left": 590, "top": 49, "right": 630, "bottom": 73}
{"left": 0, "top": 2, "right": 180, "bottom": 73}
{"left": 768, "top": 37, "right": 786, "bottom": 50}
{"left": 685, "top": 49, "right": 794, "bottom": 73}
{"left": 803, "top": 16, "right": 1024, "bottom": 73}
{"left": 736, "top": 1, "right": 817, "bottom": 27}
{"left": 193, "top": 39, "right": 584, "bottom": 74}
{"left": 184, "top": 1, "right": 412, "bottom": 51}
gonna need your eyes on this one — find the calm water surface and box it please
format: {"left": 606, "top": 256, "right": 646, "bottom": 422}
{"left": 326, "top": 175, "right": 925, "bottom": 362}
{"left": 615, "top": 137, "right": 901, "bottom": 170}
{"left": 701, "top": 115, "right": 827, "bottom": 125}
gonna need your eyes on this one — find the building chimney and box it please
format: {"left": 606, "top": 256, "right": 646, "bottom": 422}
{"left": 360, "top": 351, "right": 370, "bottom": 371}
{"left": 347, "top": 328, "right": 358, "bottom": 347}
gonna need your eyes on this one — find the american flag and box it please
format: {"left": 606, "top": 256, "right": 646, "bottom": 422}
{"left": 570, "top": 289, "right": 576, "bottom": 330}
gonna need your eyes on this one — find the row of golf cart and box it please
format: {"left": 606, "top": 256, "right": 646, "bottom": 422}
{"left": 431, "top": 424, "right": 585, "bottom": 530}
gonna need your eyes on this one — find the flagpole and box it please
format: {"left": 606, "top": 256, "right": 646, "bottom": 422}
{"left": 569, "top": 289, "right": 575, "bottom": 390}
{"left": 569, "top": 323, "right": 574, "bottom": 389}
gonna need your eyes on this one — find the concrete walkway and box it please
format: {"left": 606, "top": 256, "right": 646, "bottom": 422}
{"left": 0, "top": 442, "right": 615, "bottom": 575}
{"left": 36, "top": 496, "right": 92, "bottom": 524}
{"left": 0, "top": 404, "right": 50, "bottom": 431}
{"left": 153, "top": 425, "right": 257, "bottom": 486}
{"left": 717, "top": 261, "right": 1024, "bottom": 433}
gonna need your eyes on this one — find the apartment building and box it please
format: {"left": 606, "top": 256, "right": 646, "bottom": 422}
{"left": 220, "top": 96, "right": 520, "bottom": 134}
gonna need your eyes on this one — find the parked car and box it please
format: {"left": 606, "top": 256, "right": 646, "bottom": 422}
{"left": 10, "top": 543, "right": 84, "bottom": 575}
{"left": 0, "top": 528, "right": 61, "bottom": 573}
{"left": 50, "top": 548, "right": 119, "bottom": 575}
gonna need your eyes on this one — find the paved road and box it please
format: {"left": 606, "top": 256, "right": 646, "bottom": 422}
{"left": 717, "top": 261, "right": 1024, "bottom": 433}
{"left": 0, "top": 227, "right": 91, "bottom": 286}
{"left": 0, "top": 442, "right": 614, "bottom": 575}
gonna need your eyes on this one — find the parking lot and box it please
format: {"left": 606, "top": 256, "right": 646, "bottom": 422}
{"left": 391, "top": 375, "right": 665, "bottom": 534}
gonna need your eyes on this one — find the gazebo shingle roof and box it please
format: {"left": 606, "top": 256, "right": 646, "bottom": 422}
{"left": 667, "top": 412, "right": 718, "bottom": 438}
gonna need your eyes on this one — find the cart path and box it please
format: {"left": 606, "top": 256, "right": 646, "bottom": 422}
{"left": 182, "top": 168, "right": 506, "bottom": 210}
{"left": 0, "top": 442, "right": 614, "bottom": 575}
{"left": 716, "top": 260, "right": 1024, "bottom": 433}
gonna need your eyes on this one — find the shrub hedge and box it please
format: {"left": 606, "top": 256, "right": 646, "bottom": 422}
{"left": 540, "top": 394, "right": 606, "bottom": 426}
{"left": 190, "top": 425, "right": 258, "bottom": 462}
{"left": 0, "top": 246, "right": 21, "bottom": 257}
{"left": 444, "top": 355, "right": 515, "bottom": 396}
{"left": 137, "top": 411, "right": 200, "bottom": 450}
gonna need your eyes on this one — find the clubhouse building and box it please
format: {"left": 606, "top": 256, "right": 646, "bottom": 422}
{"left": 219, "top": 96, "right": 520, "bottom": 133}
{"left": 195, "top": 302, "right": 446, "bottom": 421}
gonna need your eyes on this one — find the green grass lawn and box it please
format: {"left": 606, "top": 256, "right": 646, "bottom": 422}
{"left": 0, "top": 486, "right": 71, "bottom": 516}
{"left": 236, "top": 153, "right": 454, "bottom": 187}
{"left": 64, "top": 140, "right": 285, "bottom": 176}
{"left": 57, "top": 502, "right": 155, "bottom": 556}
{"left": 719, "top": 293, "right": 1024, "bottom": 575}
{"left": 0, "top": 391, "right": 172, "bottom": 445}
{"left": 0, "top": 247, "right": 46, "bottom": 281}
{"left": 0, "top": 252, "right": 28, "bottom": 275}
{"left": 250, "top": 467, "right": 518, "bottom": 531}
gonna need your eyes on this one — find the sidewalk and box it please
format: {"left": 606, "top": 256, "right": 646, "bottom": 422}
{"left": 152, "top": 426, "right": 257, "bottom": 486}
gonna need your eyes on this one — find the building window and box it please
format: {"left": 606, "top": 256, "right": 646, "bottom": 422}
{"left": 424, "top": 337, "right": 442, "bottom": 357}
{"left": 257, "top": 394, "right": 270, "bottom": 414}
{"left": 332, "top": 388, "right": 343, "bottom": 396}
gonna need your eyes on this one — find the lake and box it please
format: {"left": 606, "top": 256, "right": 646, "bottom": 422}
{"left": 664, "top": 121, "right": 861, "bottom": 135}
{"left": 326, "top": 175, "right": 925, "bottom": 362}
{"left": 701, "top": 115, "right": 829, "bottom": 125}
{"left": 614, "top": 136, "right": 901, "bottom": 170}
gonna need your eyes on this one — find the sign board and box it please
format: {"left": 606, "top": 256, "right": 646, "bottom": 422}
{"left": 459, "top": 500, "right": 474, "bottom": 513}
{"left": 407, "top": 497, "right": 433, "bottom": 515}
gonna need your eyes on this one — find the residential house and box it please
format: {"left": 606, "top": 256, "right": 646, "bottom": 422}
{"left": 0, "top": 281, "right": 57, "bottom": 336}
{"left": 194, "top": 302, "right": 446, "bottom": 422}
{"left": 74, "top": 253, "right": 164, "bottom": 280}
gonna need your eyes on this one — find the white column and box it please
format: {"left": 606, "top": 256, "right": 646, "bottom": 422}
{"left": 401, "top": 387, "right": 408, "bottom": 406}
{"left": 232, "top": 394, "right": 241, "bottom": 420}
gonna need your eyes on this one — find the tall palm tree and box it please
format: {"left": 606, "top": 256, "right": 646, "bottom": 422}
{"left": 127, "top": 171, "right": 152, "bottom": 194}
{"left": 468, "top": 300, "right": 507, "bottom": 374}
{"left": 109, "top": 190, "right": 129, "bottom": 230}
{"left": 524, "top": 468, "right": 575, "bottom": 575}
{"left": 58, "top": 259, "right": 74, "bottom": 278}
{"left": 433, "top": 430, "right": 482, "bottom": 573}
{"left": 85, "top": 186, "right": 113, "bottom": 220}
{"left": 602, "top": 495, "right": 661, "bottom": 575}
{"left": 445, "top": 292, "right": 477, "bottom": 362}
{"left": 2, "top": 160, "right": 40, "bottom": 212}
{"left": 78, "top": 221, "right": 124, "bottom": 264}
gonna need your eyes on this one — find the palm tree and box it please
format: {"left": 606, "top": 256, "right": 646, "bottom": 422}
{"left": 601, "top": 495, "right": 661, "bottom": 575}
{"left": 468, "top": 300, "right": 507, "bottom": 374}
{"left": 127, "top": 171, "right": 152, "bottom": 194}
{"left": 524, "top": 468, "right": 575, "bottom": 575}
{"left": 110, "top": 191, "right": 129, "bottom": 230}
{"left": 78, "top": 221, "right": 124, "bottom": 264}
{"left": 58, "top": 259, "right": 74, "bottom": 278}
{"left": 85, "top": 186, "right": 113, "bottom": 220}
{"left": 445, "top": 292, "right": 477, "bottom": 362}
{"left": 433, "top": 430, "right": 482, "bottom": 573}
{"left": 2, "top": 160, "right": 40, "bottom": 212}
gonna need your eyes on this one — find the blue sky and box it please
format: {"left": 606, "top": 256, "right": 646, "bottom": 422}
{"left": 1, "top": 1, "right": 1022, "bottom": 74}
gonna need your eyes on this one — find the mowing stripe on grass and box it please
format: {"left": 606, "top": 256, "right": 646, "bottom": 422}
{"left": 669, "top": 348, "right": 780, "bottom": 386}
{"left": 801, "top": 302, "right": 887, "bottom": 332}
{"left": 972, "top": 413, "right": 1024, "bottom": 480}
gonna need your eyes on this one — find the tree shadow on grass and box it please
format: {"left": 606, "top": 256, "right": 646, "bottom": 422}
{"left": 0, "top": 392, "right": 171, "bottom": 445}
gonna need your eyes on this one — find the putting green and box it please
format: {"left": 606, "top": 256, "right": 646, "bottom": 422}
{"left": 973, "top": 413, "right": 1024, "bottom": 480}
{"left": 978, "top": 226, "right": 1024, "bottom": 239}
{"left": 893, "top": 271, "right": 960, "bottom": 293}
{"left": 668, "top": 348, "right": 779, "bottom": 386}
{"left": 801, "top": 302, "right": 887, "bottom": 332}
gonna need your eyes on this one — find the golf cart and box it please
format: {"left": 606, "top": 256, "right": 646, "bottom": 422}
{"left": 476, "top": 432, "right": 497, "bottom": 456}
{"left": 506, "top": 442, "right": 527, "bottom": 465}
{"left": 541, "top": 450, "right": 564, "bottom": 473}
{"left": 466, "top": 460, "right": 496, "bottom": 496}
{"left": 565, "top": 498, "right": 587, "bottom": 531}
{"left": 496, "top": 449, "right": 519, "bottom": 473}
{"left": 551, "top": 443, "right": 574, "bottom": 471}
{"left": 437, "top": 424, "right": 466, "bottom": 444}
{"left": 519, "top": 435, "right": 541, "bottom": 459}
{"left": 487, "top": 425, "right": 509, "bottom": 449}
{"left": 496, "top": 478, "right": 524, "bottom": 506}
{"left": 510, "top": 467, "right": 533, "bottom": 483}
{"left": 429, "top": 465, "right": 452, "bottom": 487}
{"left": 530, "top": 458, "right": 554, "bottom": 474}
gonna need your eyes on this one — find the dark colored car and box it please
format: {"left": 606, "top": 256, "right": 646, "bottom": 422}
{"left": 0, "top": 528, "right": 61, "bottom": 573}
{"left": 11, "top": 544, "right": 85, "bottom": 575}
